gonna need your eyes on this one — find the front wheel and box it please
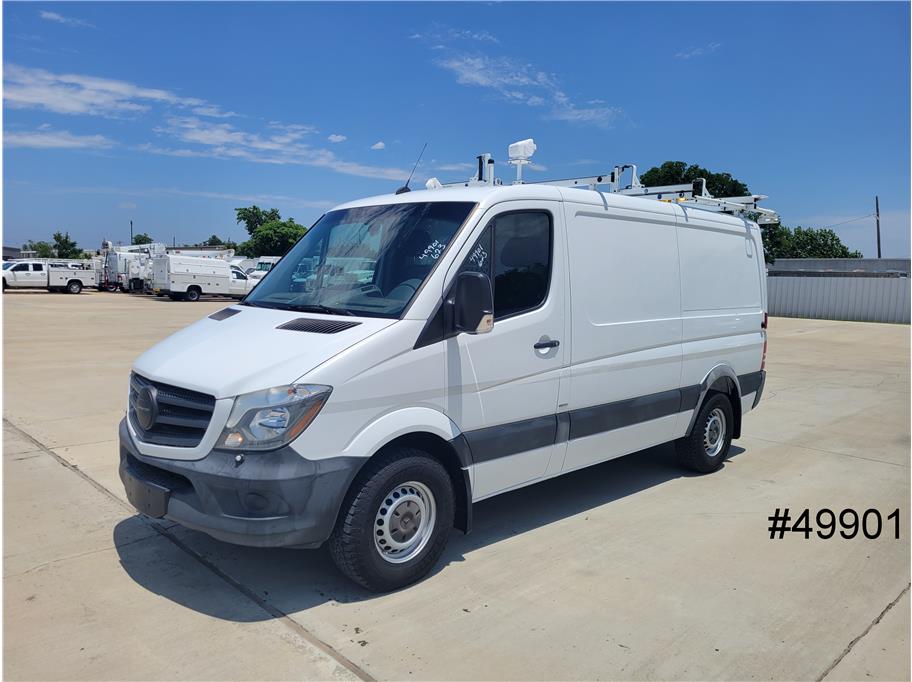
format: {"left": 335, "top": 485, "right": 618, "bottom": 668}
{"left": 328, "top": 450, "right": 454, "bottom": 592}
{"left": 675, "top": 392, "right": 734, "bottom": 473}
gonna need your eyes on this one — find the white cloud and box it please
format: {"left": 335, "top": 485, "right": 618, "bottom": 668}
{"left": 675, "top": 42, "right": 722, "bottom": 59}
{"left": 191, "top": 105, "right": 237, "bottom": 118}
{"left": 435, "top": 54, "right": 622, "bottom": 128}
{"left": 119, "top": 201, "right": 137, "bottom": 210}
{"left": 436, "top": 162, "right": 475, "bottom": 172}
{"left": 327, "top": 134, "right": 347, "bottom": 143}
{"left": 370, "top": 141, "right": 386, "bottom": 150}
{"left": 39, "top": 10, "right": 94, "bottom": 28}
{"left": 411, "top": 25, "right": 498, "bottom": 44}
{"left": 5, "top": 128, "right": 113, "bottom": 149}
{"left": 146, "top": 118, "right": 407, "bottom": 180}
{"left": 4, "top": 64, "right": 408, "bottom": 181}
{"left": 52, "top": 184, "right": 337, "bottom": 210}
{"left": 3, "top": 64, "right": 230, "bottom": 118}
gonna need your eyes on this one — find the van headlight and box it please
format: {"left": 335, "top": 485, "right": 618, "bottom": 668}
{"left": 218, "top": 384, "right": 331, "bottom": 451}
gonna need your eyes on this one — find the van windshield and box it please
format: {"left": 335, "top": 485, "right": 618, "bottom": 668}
{"left": 243, "top": 201, "right": 475, "bottom": 318}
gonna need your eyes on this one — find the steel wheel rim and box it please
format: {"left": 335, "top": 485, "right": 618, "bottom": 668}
{"left": 374, "top": 481, "right": 436, "bottom": 564}
{"left": 703, "top": 407, "right": 726, "bottom": 457}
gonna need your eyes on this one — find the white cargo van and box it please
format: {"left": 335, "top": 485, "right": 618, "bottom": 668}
{"left": 151, "top": 254, "right": 254, "bottom": 301}
{"left": 247, "top": 256, "right": 281, "bottom": 281}
{"left": 120, "top": 144, "right": 770, "bottom": 591}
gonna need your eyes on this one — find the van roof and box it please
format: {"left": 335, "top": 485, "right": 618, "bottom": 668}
{"left": 331, "top": 183, "right": 752, "bottom": 228}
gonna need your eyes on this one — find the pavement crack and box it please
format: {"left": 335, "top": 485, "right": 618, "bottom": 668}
{"left": 744, "top": 435, "right": 909, "bottom": 469}
{"left": 816, "top": 582, "right": 910, "bottom": 682}
{"left": 2, "top": 418, "right": 375, "bottom": 682}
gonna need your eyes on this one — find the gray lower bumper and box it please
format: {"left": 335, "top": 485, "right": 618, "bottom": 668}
{"left": 752, "top": 370, "right": 767, "bottom": 409}
{"left": 118, "top": 419, "right": 363, "bottom": 548}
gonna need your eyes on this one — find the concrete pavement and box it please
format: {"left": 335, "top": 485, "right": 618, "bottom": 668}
{"left": 3, "top": 290, "right": 909, "bottom": 680}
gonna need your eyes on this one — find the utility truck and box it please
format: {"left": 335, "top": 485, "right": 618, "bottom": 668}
{"left": 3, "top": 260, "right": 97, "bottom": 293}
{"left": 151, "top": 254, "right": 255, "bottom": 301}
{"left": 47, "top": 265, "right": 97, "bottom": 294}
{"left": 120, "top": 138, "right": 772, "bottom": 591}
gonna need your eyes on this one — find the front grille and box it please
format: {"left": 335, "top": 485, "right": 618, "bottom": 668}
{"left": 129, "top": 373, "right": 215, "bottom": 447}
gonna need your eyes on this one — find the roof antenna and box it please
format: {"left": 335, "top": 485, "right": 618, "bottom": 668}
{"left": 395, "top": 143, "right": 428, "bottom": 195}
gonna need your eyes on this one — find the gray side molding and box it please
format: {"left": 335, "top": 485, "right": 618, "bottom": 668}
{"left": 684, "top": 364, "right": 742, "bottom": 437}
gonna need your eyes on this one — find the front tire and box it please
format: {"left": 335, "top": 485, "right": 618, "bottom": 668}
{"left": 328, "top": 449, "right": 454, "bottom": 592}
{"left": 675, "top": 392, "right": 734, "bottom": 473}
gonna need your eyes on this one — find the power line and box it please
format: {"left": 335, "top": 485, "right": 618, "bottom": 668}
{"left": 825, "top": 213, "right": 875, "bottom": 229}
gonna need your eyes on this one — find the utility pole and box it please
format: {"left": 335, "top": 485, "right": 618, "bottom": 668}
{"left": 130, "top": 220, "right": 134, "bottom": 245}
{"left": 875, "top": 196, "right": 882, "bottom": 258}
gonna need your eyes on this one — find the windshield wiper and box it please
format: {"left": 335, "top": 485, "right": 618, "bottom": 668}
{"left": 240, "top": 300, "right": 281, "bottom": 310}
{"left": 285, "top": 303, "right": 356, "bottom": 316}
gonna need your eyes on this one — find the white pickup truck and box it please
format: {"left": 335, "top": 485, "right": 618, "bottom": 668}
{"left": 3, "top": 260, "right": 96, "bottom": 294}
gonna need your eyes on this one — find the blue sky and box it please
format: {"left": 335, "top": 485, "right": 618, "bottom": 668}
{"left": 4, "top": 2, "right": 910, "bottom": 256}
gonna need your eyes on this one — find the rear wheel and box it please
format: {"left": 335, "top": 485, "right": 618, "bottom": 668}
{"left": 328, "top": 449, "right": 454, "bottom": 592}
{"left": 67, "top": 280, "right": 83, "bottom": 294}
{"left": 675, "top": 392, "right": 734, "bottom": 473}
{"left": 185, "top": 287, "right": 201, "bottom": 302}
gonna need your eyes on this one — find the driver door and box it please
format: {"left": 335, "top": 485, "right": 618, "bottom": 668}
{"left": 444, "top": 203, "right": 568, "bottom": 500}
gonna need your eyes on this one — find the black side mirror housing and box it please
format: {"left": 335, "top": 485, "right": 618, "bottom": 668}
{"left": 451, "top": 271, "right": 494, "bottom": 334}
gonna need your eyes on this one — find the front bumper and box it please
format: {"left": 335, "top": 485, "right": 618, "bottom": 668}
{"left": 118, "top": 418, "right": 362, "bottom": 548}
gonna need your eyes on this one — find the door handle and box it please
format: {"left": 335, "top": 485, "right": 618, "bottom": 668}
{"left": 533, "top": 339, "right": 560, "bottom": 350}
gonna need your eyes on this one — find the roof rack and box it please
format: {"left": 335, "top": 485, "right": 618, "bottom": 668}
{"left": 424, "top": 139, "right": 780, "bottom": 225}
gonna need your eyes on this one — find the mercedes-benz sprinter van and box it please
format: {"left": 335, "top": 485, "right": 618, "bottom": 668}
{"left": 120, "top": 179, "right": 767, "bottom": 591}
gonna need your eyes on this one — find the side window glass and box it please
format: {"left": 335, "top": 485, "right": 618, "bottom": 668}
{"left": 456, "top": 211, "right": 552, "bottom": 319}
{"left": 493, "top": 212, "right": 552, "bottom": 318}
{"left": 32, "top": 263, "right": 44, "bottom": 272}
{"left": 459, "top": 226, "right": 492, "bottom": 276}
{"left": 13, "top": 263, "right": 28, "bottom": 271}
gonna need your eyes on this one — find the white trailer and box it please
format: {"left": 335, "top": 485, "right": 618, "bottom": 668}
{"left": 151, "top": 254, "right": 254, "bottom": 301}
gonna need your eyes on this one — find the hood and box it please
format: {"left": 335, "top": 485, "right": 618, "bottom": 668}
{"left": 133, "top": 305, "right": 395, "bottom": 398}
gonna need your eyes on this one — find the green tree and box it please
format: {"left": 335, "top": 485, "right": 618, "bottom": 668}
{"left": 52, "top": 231, "right": 82, "bottom": 259}
{"left": 759, "top": 223, "right": 861, "bottom": 263}
{"left": 132, "top": 233, "right": 154, "bottom": 245}
{"left": 23, "top": 240, "right": 55, "bottom": 258}
{"left": 235, "top": 206, "right": 283, "bottom": 236}
{"left": 204, "top": 234, "right": 224, "bottom": 246}
{"left": 237, "top": 218, "right": 307, "bottom": 257}
{"left": 639, "top": 161, "right": 750, "bottom": 198}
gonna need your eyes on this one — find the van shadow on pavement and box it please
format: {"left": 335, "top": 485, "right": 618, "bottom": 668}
{"left": 114, "top": 442, "right": 744, "bottom": 620}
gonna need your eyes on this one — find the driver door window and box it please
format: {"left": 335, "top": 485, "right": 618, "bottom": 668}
{"left": 457, "top": 211, "right": 553, "bottom": 319}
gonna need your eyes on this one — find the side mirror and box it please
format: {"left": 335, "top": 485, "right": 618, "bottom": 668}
{"left": 452, "top": 271, "right": 494, "bottom": 334}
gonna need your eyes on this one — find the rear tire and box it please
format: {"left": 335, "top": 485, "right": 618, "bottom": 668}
{"left": 185, "top": 287, "right": 201, "bottom": 302}
{"left": 328, "top": 449, "right": 454, "bottom": 592}
{"left": 67, "top": 280, "right": 82, "bottom": 294}
{"left": 675, "top": 392, "right": 734, "bottom": 473}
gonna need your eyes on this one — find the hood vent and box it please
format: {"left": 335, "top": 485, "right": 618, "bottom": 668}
{"left": 276, "top": 318, "right": 362, "bottom": 334}
{"left": 209, "top": 308, "right": 241, "bottom": 321}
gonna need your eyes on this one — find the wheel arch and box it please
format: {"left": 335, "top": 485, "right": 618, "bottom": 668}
{"left": 336, "top": 409, "right": 472, "bottom": 535}
{"left": 685, "top": 364, "right": 743, "bottom": 439}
